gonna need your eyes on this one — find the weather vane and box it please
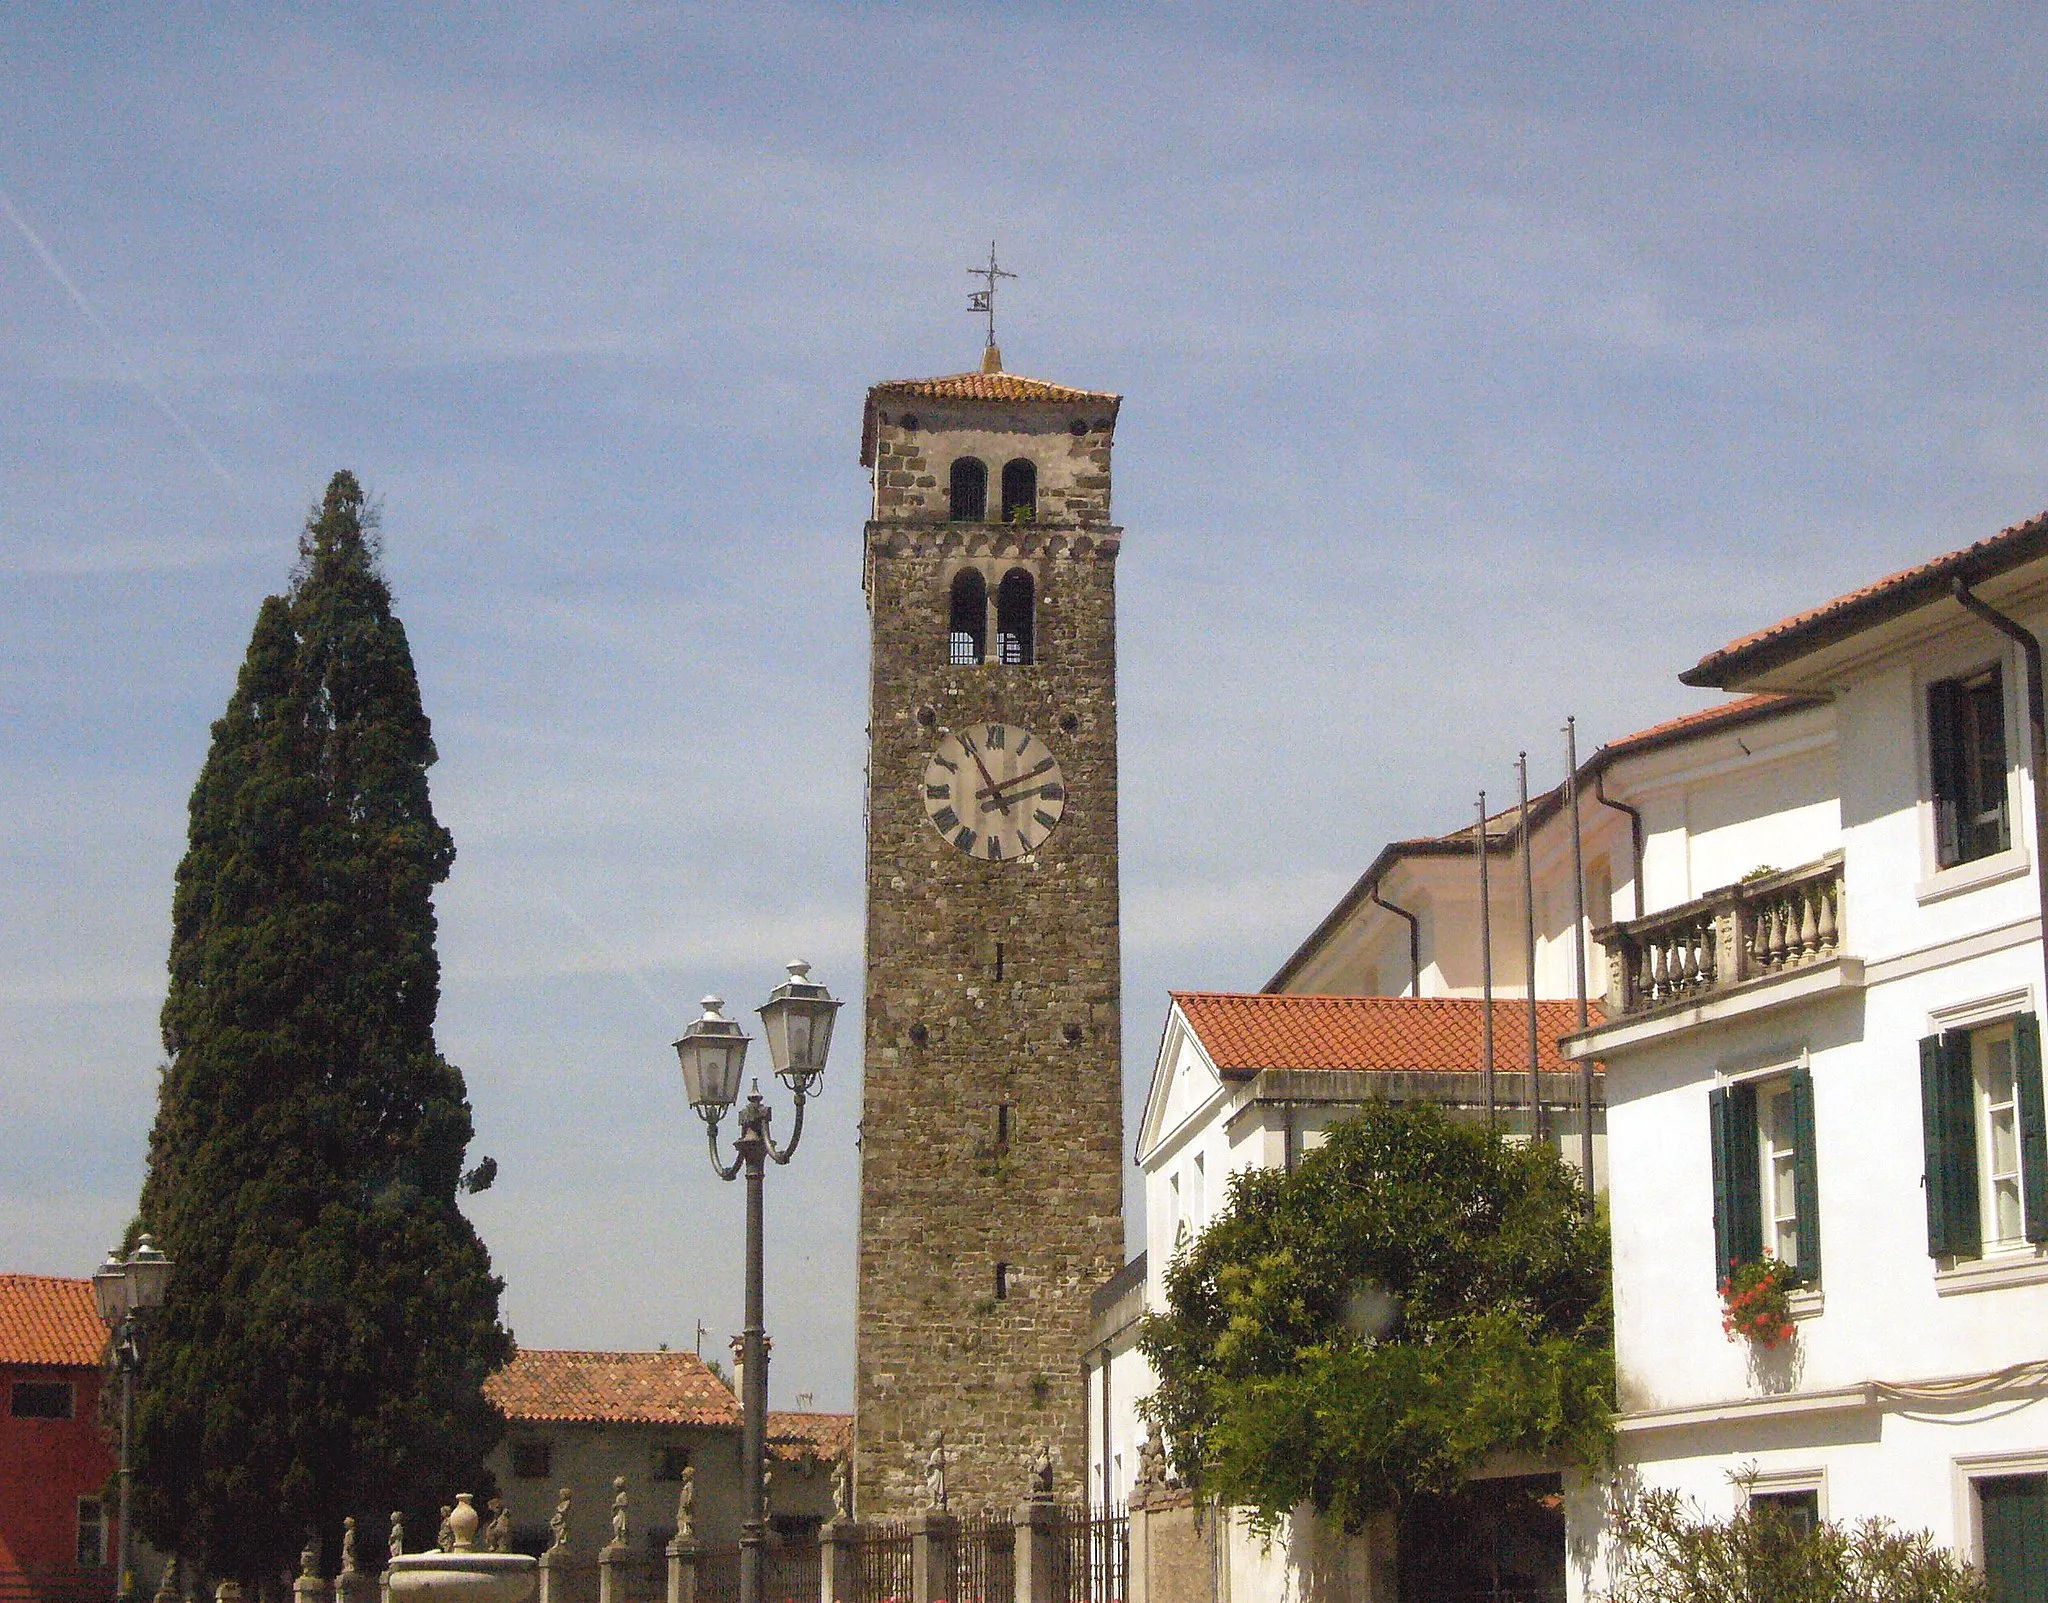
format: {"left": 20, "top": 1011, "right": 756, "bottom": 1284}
{"left": 967, "top": 240, "right": 1016, "bottom": 356}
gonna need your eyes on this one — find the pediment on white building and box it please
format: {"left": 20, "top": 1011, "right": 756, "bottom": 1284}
{"left": 1136, "top": 999, "right": 1229, "bottom": 1165}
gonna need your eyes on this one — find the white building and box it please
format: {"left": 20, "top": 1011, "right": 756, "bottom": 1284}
{"left": 1089, "top": 984, "right": 1598, "bottom": 1528}
{"left": 1565, "top": 513, "right": 2048, "bottom": 1601}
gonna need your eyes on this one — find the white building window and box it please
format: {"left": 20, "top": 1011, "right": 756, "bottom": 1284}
{"left": 1929, "top": 664, "right": 2011, "bottom": 870}
{"left": 1711, "top": 1068, "right": 1819, "bottom": 1283}
{"left": 1921, "top": 1015, "right": 2048, "bottom": 1258}
{"left": 1758, "top": 1081, "right": 1805, "bottom": 1264}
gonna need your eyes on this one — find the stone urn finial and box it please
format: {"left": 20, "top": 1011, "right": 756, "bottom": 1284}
{"left": 300, "top": 1532, "right": 322, "bottom": 1581}
{"left": 449, "top": 1494, "right": 480, "bottom": 1554}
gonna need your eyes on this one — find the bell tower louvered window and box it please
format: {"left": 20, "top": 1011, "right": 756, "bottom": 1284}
{"left": 1001, "top": 458, "right": 1037, "bottom": 523}
{"left": 950, "top": 457, "right": 987, "bottom": 522}
{"left": 949, "top": 569, "right": 987, "bottom": 665}
{"left": 995, "top": 569, "right": 1035, "bottom": 665}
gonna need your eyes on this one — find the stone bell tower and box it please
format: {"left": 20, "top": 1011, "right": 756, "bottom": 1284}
{"left": 855, "top": 346, "right": 1126, "bottom": 1514}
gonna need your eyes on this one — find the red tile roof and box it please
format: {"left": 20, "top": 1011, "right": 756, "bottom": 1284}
{"left": 767, "top": 1411, "right": 852, "bottom": 1463}
{"left": 0, "top": 1275, "right": 108, "bottom": 1369}
{"left": 1174, "top": 993, "right": 1597, "bottom": 1078}
{"left": 860, "top": 367, "right": 1121, "bottom": 464}
{"left": 1684, "top": 509, "right": 2048, "bottom": 688}
{"left": 866, "top": 371, "right": 1119, "bottom": 406}
{"left": 484, "top": 1350, "right": 740, "bottom": 1428}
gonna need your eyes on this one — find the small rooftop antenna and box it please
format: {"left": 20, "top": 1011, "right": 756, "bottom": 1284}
{"left": 967, "top": 240, "right": 1016, "bottom": 372}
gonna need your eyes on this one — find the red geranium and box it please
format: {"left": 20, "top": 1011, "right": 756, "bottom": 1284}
{"left": 1719, "top": 1254, "right": 1797, "bottom": 1347}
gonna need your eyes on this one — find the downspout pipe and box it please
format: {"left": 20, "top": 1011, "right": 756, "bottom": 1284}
{"left": 1953, "top": 580, "right": 2048, "bottom": 1008}
{"left": 1594, "top": 767, "right": 1646, "bottom": 920}
{"left": 1368, "top": 884, "right": 1423, "bottom": 996}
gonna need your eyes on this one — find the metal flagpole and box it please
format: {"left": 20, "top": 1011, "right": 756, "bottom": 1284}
{"left": 1519, "top": 753, "right": 1540, "bottom": 1141}
{"left": 1566, "top": 717, "right": 1595, "bottom": 1212}
{"left": 1478, "top": 793, "right": 1496, "bottom": 1133}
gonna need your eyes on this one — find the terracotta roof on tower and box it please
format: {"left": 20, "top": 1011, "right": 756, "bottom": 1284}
{"left": 860, "top": 368, "right": 1121, "bottom": 464}
{"left": 484, "top": 1349, "right": 741, "bottom": 1427}
{"left": 1683, "top": 509, "right": 2048, "bottom": 688}
{"left": 1173, "top": 993, "right": 1596, "bottom": 1079}
{"left": 866, "top": 371, "right": 1120, "bottom": 405}
{"left": 0, "top": 1275, "right": 108, "bottom": 1368}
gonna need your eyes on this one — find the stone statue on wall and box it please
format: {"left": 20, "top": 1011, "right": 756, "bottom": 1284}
{"left": 610, "top": 1476, "right": 629, "bottom": 1548}
{"left": 924, "top": 1434, "right": 948, "bottom": 1512}
{"left": 832, "top": 1456, "right": 853, "bottom": 1521}
{"left": 548, "top": 1489, "right": 571, "bottom": 1553}
{"left": 436, "top": 1507, "right": 455, "bottom": 1553}
{"left": 339, "top": 1518, "right": 360, "bottom": 1577}
{"left": 1134, "top": 1432, "right": 1166, "bottom": 1498}
{"left": 674, "top": 1468, "right": 696, "bottom": 1542}
{"left": 1029, "top": 1442, "right": 1055, "bottom": 1500}
{"left": 299, "top": 1535, "right": 320, "bottom": 1582}
{"left": 388, "top": 1513, "right": 405, "bottom": 1563}
{"left": 484, "top": 1499, "right": 511, "bottom": 1554}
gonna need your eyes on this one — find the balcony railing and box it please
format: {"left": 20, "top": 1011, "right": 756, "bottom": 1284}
{"left": 1597, "top": 851, "right": 1844, "bottom": 1017}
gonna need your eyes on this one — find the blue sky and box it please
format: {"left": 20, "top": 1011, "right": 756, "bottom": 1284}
{"left": 6, "top": 4, "right": 2047, "bottom": 1410}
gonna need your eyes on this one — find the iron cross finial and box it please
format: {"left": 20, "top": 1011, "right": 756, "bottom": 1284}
{"left": 967, "top": 240, "right": 1017, "bottom": 355}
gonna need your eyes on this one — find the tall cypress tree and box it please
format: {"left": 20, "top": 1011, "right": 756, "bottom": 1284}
{"left": 134, "top": 473, "right": 511, "bottom": 1585}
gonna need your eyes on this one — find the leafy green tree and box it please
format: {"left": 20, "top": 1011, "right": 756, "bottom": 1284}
{"left": 1138, "top": 1100, "right": 1612, "bottom": 1534}
{"left": 132, "top": 473, "right": 512, "bottom": 1585}
{"left": 1602, "top": 1484, "right": 1988, "bottom": 1602}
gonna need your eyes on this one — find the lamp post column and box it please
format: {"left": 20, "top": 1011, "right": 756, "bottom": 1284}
{"left": 738, "top": 1096, "right": 769, "bottom": 1603}
{"left": 117, "top": 1330, "right": 135, "bottom": 1603}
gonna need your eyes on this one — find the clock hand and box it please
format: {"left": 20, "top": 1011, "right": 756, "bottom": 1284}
{"left": 977, "top": 757, "right": 1055, "bottom": 801}
{"left": 960, "top": 735, "right": 1015, "bottom": 815}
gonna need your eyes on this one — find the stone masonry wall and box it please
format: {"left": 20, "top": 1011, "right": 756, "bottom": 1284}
{"left": 855, "top": 420, "right": 1126, "bottom": 1516}
{"left": 868, "top": 405, "right": 1115, "bottom": 525}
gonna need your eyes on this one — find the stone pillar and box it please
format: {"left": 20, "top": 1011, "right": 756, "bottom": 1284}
{"left": 295, "top": 1541, "right": 331, "bottom": 1603}
{"left": 598, "top": 1545, "right": 629, "bottom": 1603}
{"left": 336, "top": 1567, "right": 377, "bottom": 1603}
{"left": 535, "top": 1550, "right": 562, "bottom": 1603}
{"left": 1125, "top": 1495, "right": 1150, "bottom": 1603}
{"left": 665, "top": 1535, "right": 701, "bottom": 1603}
{"left": 817, "top": 1519, "right": 861, "bottom": 1603}
{"left": 216, "top": 1584, "right": 244, "bottom": 1603}
{"left": 1011, "top": 1501, "right": 1060, "bottom": 1603}
{"left": 910, "top": 1510, "right": 957, "bottom": 1603}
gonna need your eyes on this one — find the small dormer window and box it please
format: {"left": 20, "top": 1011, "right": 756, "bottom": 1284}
{"left": 1001, "top": 459, "right": 1037, "bottom": 523}
{"left": 949, "top": 569, "right": 987, "bottom": 665}
{"left": 996, "top": 569, "right": 1035, "bottom": 665}
{"left": 950, "top": 458, "right": 987, "bottom": 522}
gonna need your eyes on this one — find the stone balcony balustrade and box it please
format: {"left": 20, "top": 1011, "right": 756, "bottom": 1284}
{"left": 1596, "top": 851, "right": 1846, "bottom": 1017}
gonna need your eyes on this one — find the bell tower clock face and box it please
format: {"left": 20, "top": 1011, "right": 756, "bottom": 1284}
{"left": 921, "top": 722, "right": 1066, "bottom": 862}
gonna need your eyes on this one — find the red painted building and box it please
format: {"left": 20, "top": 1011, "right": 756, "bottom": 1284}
{"left": 1, "top": 1275, "right": 114, "bottom": 1603}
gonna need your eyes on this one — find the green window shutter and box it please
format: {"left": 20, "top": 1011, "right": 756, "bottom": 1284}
{"left": 1710, "top": 1085, "right": 1732, "bottom": 1280}
{"left": 1920, "top": 1031, "right": 1982, "bottom": 1258}
{"left": 1929, "top": 677, "right": 1963, "bottom": 867}
{"left": 2016, "top": 1014, "right": 2048, "bottom": 1245}
{"left": 1710, "top": 1082, "right": 1763, "bottom": 1279}
{"left": 1788, "top": 1066, "right": 1821, "bottom": 1284}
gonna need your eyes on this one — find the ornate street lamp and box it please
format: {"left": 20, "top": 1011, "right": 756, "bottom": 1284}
{"left": 93, "top": 1236, "right": 173, "bottom": 1603}
{"left": 675, "top": 962, "right": 840, "bottom": 1603}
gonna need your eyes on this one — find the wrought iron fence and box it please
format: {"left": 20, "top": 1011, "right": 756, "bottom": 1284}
{"left": 1049, "top": 1506, "right": 1126, "bottom": 1603}
{"left": 693, "top": 1544, "right": 818, "bottom": 1603}
{"left": 849, "top": 1519, "right": 913, "bottom": 1603}
{"left": 952, "top": 1510, "right": 1014, "bottom": 1603}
